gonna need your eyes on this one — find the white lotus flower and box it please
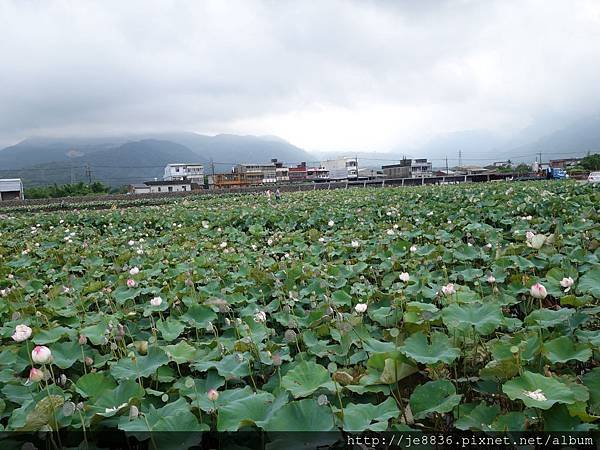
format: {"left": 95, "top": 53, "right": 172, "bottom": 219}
{"left": 409, "top": 245, "right": 417, "bottom": 252}
{"left": 128, "top": 240, "right": 135, "bottom": 246}
{"left": 150, "top": 297, "right": 162, "bottom": 307}
{"left": 386, "top": 229, "right": 394, "bottom": 236}
{"left": 12, "top": 324, "right": 32, "bottom": 342}
{"left": 399, "top": 272, "right": 410, "bottom": 282}
{"left": 441, "top": 283, "right": 456, "bottom": 296}
{"left": 560, "top": 277, "right": 574, "bottom": 291}
{"left": 487, "top": 275, "right": 496, "bottom": 284}
{"left": 129, "top": 267, "right": 140, "bottom": 276}
{"left": 351, "top": 240, "right": 360, "bottom": 248}
{"left": 525, "top": 231, "right": 535, "bottom": 241}
{"left": 524, "top": 389, "right": 546, "bottom": 402}
{"left": 220, "top": 242, "right": 227, "bottom": 249}
{"left": 354, "top": 303, "right": 368, "bottom": 313}
{"left": 104, "top": 403, "right": 128, "bottom": 414}
{"left": 253, "top": 311, "right": 267, "bottom": 323}
{"left": 328, "top": 220, "right": 334, "bottom": 227}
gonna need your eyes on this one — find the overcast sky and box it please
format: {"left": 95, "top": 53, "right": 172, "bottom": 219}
{"left": 1, "top": 0, "right": 599, "bottom": 152}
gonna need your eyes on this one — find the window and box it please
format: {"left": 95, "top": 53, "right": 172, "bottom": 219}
{"left": 168, "top": 186, "right": 173, "bottom": 192}
{"left": 182, "top": 186, "right": 186, "bottom": 191}
{"left": 158, "top": 187, "right": 161, "bottom": 192}
{"left": 175, "top": 167, "right": 180, "bottom": 172}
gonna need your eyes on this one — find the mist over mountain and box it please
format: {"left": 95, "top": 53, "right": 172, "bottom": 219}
{"left": 0, "top": 133, "right": 313, "bottom": 186}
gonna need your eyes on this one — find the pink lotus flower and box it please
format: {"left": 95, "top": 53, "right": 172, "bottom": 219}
{"left": 441, "top": 283, "right": 456, "bottom": 296}
{"left": 207, "top": 389, "right": 219, "bottom": 402}
{"left": 530, "top": 283, "right": 547, "bottom": 299}
{"left": 127, "top": 278, "right": 136, "bottom": 288}
{"left": 29, "top": 367, "right": 44, "bottom": 382}
{"left": 31, "top": 346, "right": 52, "bottom": 364}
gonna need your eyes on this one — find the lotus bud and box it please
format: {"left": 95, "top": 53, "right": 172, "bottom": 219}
{"left": 85, "top": 357, "right": 94, "bottom": 366}
{"left": 207, "top": 389, "right": 219, "bottom": 402}
{"left": 78, "top": 335, "right": 87, "bottom": 345}
{"left": 31, "top": 346, "right": 52, "bottom": 364}
{"left": 530, "top": 283, "right": 547, "bottom": 299}
{"left": 29, "top": 367, "right": 44, "bottom": 382}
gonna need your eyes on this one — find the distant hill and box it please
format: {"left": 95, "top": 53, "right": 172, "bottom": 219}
{"left": 0, "top": 133, "right": 313, "bottom": 187}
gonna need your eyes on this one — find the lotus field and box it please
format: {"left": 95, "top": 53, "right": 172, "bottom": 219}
{"left": 0, "top": 181, "right": 598, "bottom": 435}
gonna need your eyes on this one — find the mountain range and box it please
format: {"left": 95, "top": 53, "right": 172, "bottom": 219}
{"left": 0, "top": 133, "right": 313, "bottom": 187}
{"left": 1, "top": 113, "right": 600, "bottom": 187}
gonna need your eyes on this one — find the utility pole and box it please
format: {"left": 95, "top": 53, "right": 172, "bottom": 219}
{"left": 85, "top": 164, "right": 92, "bottom": 185}
{"left": 445, "top": 156, "right": 449, "bottom": 174}
{"left": 210, "top": 158, "right": 215, "bottom": 177}
{"left": 70, "top": 163, "right": 74, "bottom": 185}
{"left": 458, "top": 149, "right": 462, "bottom": 168}
{"left": 354, "top": 155, "right": 359, "bottom": 180}
{"left": 537, "top": 152, "right": 542, "bottom": 166}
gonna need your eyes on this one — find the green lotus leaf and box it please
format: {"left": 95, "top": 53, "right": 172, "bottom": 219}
{"left": 399, "top": 331, "right": 460, "bottom": 365}
{"left": 577, "top": 267, "right": 600, "bottom": 298}
{"left": 542, "top": 336, "right": 592, "bottom": 363}
{"left": 75, "top": 372, "right": 117, "bottom": 399}
{"left": 156, "top": 317, "right": 186, "bottom": 342}
{"left": 525, "top": 308, "right": 575, "bottom": 328}
{"left": 342, "top": 397, "right": 400, "bottom": 431}
{"left": 119, "top": 397, "right": 205, "bottom": 432}
{"left": 110, "top": 347, "right": 169, "bottom": 380}
{"left": 281, "top": 360, "right": 333, "bottom": 398}
{"left": 409, "top": 380, "right": 462, "bottom": 419}
{"left": 454, "top": 402, "right": 500, "bottom": 431}
{"left": 164, "top": 341, "right": 198, "bottom": 364}
{"left": 502, "top": 371, "right": 577, "bottom": 410}
{"left": 263, "top": 399, "right": 335, "bottom": 431}
{"left": 442, "top": 303, "right": 503, "bottom": 335}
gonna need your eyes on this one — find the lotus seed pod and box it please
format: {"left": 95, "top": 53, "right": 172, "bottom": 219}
{"left": 284, "top": 329, "right": 297, "bottom": 343}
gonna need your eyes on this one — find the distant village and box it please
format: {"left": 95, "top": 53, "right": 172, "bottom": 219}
{"left": 126, "top": 155, "right": 583, "bottom": 194}
{"left": 0, "top": 155, "right": 589, "bottom": 201}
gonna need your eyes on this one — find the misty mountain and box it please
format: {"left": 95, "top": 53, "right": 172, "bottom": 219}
{"left": 0, "top": 133, "right": 313, "bottom": 187}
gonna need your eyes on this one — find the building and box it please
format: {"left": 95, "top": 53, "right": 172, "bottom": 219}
{"left": 0, "top": 178, "right": 24, "bottom": 201}
{"left": 129, "top": 180, "right": 194, "bottom": 194}
{"left": 382, "top": 159, "right": 411, "bottom": 178}
{"left": 382, "top": 158, "right": 432, "bottom": 178}
{"left": 163, "top": 163, "right": 204, "bottom": 183}
{"left": 453, "top": 165, "right": 489, "bottom": 175}
{"left": 549, "top": 158, "right": 581, "bottom": 169}
{"left": 357, "top": 168, "right": 384, "bottom": 180}
{"left": 410, "top": 158, "right": 433, "bottom": 178}
{"left": 289, "top": 162, "right": 308, "bottom": 182}
{"left": 234, "top": 159, "right": 286, "bottom": 184}
{"left": 212, "top": 173, "right": 251, "bottom": 189}
{"left": 320, "top": 157, "right": 358, "bottom": 180}
{"left": 307, "top": 166, "right": 329, "bottom": 180}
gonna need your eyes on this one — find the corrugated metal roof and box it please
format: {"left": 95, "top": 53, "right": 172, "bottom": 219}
{"left": 0, "top": 178, "right": 23, "bottom": 192}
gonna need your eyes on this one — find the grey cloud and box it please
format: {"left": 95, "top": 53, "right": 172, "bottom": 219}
{"left": 0, "top": 0, "right": 599, "bottom": 151}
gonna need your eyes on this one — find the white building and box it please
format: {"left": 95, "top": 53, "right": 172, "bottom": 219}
{"left": 0, "top": 178, "right": 24, "bottom": 201}
{"left": 129, "top": 180, "right": 193, "bottom": 194}
{"left": 410, "top": 159, "right": 433, "bottom": 178}
{"left": 163, "top": 163, "right": 204, "bottom": 183}
{"left": 320, "top": 157, "right": 358, "bottom": 180}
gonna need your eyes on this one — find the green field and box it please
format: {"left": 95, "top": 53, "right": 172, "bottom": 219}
{"left": 0, "top": 181, "right": 598, "bottom": 438}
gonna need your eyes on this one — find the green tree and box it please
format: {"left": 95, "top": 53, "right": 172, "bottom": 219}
{"left": 580, "top": 153, "right": 600, "bottom": 171}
